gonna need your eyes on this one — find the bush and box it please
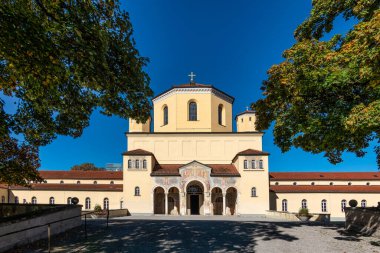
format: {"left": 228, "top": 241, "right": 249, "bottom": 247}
{"left": 349, "top": 199, "right": 358, "bottom": 207}
{"left": 298, "top": 208, "right": 309, "bottom": 216}
{"left": 94, "top": 204, "right": 102, "bottom": 212}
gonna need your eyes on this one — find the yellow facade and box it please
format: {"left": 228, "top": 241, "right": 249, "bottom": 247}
{"left": 152, "top": 84, "right": 233, "bottom": 132}
{"left": 236, "top": 111, "right": 257, "bottom": 132}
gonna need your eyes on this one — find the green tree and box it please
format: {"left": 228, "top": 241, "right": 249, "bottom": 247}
{"left": 253, "top": 0, "right": 380, "bottom": 167}
{"left": 0, "top": 0, "right": 152, "bottom": 186}
{"left": 71, "top": 163, "right": 104, "bottom": 171}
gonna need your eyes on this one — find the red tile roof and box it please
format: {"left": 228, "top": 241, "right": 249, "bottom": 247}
{"left": 236, "top": 149, "right": 270, "bottom": 156}
{"left": 151, "top": 164, "right": 240, "bottom": 177}
{"left": 122, "top": 149, "right": 154, "bottom": 156}
{"left": 270, "top": 172, "right": 380, "bottom": 181}
{"left": 232, "top": 149, "right": 270, "bottom": 162}
{"left": 10, "top": 183, "right": 123, "bottom": 192}
{"left": 235, "top": 110, "right": 256, "bottom": 120}
{"left": 270, "top": 185, "right": 380, "bottom": 193}
{"left": 39, "top": 171, "right": 123, "bottom": 180}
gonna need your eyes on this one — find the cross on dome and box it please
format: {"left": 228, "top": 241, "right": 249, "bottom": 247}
{"left": 188, "top": 72, "right": 196, "bottom": 84}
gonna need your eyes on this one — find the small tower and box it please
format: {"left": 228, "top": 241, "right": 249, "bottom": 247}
{"left": 236, "top": 110, "right": 256, "bottom": 132}
{"left": 129, "top": 117, "right": 151, "bottom": 133}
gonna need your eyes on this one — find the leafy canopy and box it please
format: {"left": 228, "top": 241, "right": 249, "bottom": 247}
{"left": 71, "top": 163, "right": 104, "bottom": 171}
{"left": 0, "top": 0, "right": 152, "bottom": 186}
{"left": 253, "top": 0, "right": 380, "bottom": 167}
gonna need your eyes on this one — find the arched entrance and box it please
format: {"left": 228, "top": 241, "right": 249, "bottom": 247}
{"left": 168, "top": 187, "right": 180, "bottom": 215}
{"left": 226, "top": 187, "right": 237, "bottom": 215}
{"left": 211, "top": 187, "right": 223, "bottom": 215}
{"left": 154, "top": 187, "right": 165, "bottom": 214}
{"left": 186, "top": 181, "right": 204, "bottom": 215}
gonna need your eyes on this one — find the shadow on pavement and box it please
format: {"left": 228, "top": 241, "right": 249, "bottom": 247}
{"left": 10, "top": 219, "right": 353, "bottom": 252}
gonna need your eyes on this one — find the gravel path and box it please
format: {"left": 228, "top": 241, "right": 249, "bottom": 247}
{"left": 11, "top": 217, "right": 380, "bottom": 253}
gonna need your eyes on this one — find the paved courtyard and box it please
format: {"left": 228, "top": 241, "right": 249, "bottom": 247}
{"left": 13, "top": 216, "right": 380, "bottom": 253}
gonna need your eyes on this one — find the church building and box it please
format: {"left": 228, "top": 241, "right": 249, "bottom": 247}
{"left": 123, "top": 81, "right": 269, "bottom": 216}
{"left": 3, "top": 79, "right": 380, "bottom": 220}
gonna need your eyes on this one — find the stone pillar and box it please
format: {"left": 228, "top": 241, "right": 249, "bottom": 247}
{"left": 165, "top": 193, "right": 168, "bottom": 215}
{"left": 223, "top": 193, "right": 226, "bottom": 216}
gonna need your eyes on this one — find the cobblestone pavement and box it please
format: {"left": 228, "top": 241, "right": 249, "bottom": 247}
{"left": 13, "top": 216, "right": 380, "bottom": 253}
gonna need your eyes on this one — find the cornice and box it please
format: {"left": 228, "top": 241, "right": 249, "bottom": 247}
{"left": 152, "top": 87, "right": 234, "bottom": 104}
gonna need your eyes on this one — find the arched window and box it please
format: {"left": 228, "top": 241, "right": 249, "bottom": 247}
{"left": 77, "top": 181, "right": 80, "bottom": 184}
{"left": 60, "top": 180, "right": 64, "bottom": 184}
{"left": 110, "top": 181, "right": 114, "bottom": 185}
{"left": 49, "top": 197, "right": 55, "bottom": 205}
{"left": 251, "top": 160, "right": 256, "bottom": 169}
{"left": 282, "top": 199, "right": 288, "bottom": 212}
{"left": 251, "top": 187, "right": 257, "bottom": 197}
{"left": 259, "top": 160, "right": 263, "bottom": 169}
{"left": 143, "top": 159, "right": 147, "bottom": 169}
{"left": 128, "top": 159, "right": 132, "bottom": 169}
{"left": 67, "top": 197, "right": 72, "bottom": 205}
{"left": 85, "top": 197, "right": 91, "bottom": 209}
{"left": 135, "top": 160, "right": 140, "bottom": 169}
{"left": 189, "top": 102, "right": 197, "bottom": 121}
{"left": 244, "top": 160, "right": 248, "bottom": 169}
{"left": 218, "top": 104, "right": 223, "bottom": 125}
{"left": 103, "top": 198, "right": 109, "bottom": 210}
{"left": 135, "top": 186, "right": 140, "bottom": 196}
{"left": 341, "top": 199, "right": 346, "bottom": 212}
{"left": 361, "top": 199, "right": 367, "bottom": 208}
{"left": 301, "top": 199, "right": 307, "bottom": 209}
{"left": 31, "top": 197, "right": 37, "bottom": 204}
{"left": 1, "top": 196, "right": 5, "bottom": 203}
{"left": 93, "top": 181, "right": 97, "bottom": 184}
{"left": 15, "top": 196, "right": 19, "bottom": 204}
{"left": 163, "top": 106, "right": 168, "bottom": 125}
{"left": 321, "top": 199, "right": 327, "bottom": 212}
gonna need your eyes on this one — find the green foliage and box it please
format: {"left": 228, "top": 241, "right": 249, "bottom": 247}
{"left": 253, "top": 0, "right": 380, "bottom": 167}
{"left": 71, "top": 163, "right": 104, "bottom": 171}
{"left": 94, "top": 204, "right": 102, "bottom": 212}
{"left": 0, "top": 1, "right": 152, "bottom": 186}
{"left": 298, "top": 208, "right": 310, "bottom": 216}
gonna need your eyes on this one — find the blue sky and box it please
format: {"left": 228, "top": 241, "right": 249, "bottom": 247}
{"left": 4, "top": 0, "right": 378, "bottom": 172}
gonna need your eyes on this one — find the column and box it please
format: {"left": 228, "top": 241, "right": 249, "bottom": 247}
{"left": 180, "top": 192, "right": 186, "bottom": 215}
{"left": 222, "top": 193, "right": 226, "bottom": 216}
{"left": 165, "top": 193, "right": 168, "bottom": 215}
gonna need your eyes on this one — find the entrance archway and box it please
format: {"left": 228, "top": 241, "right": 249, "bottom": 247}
{"left": 186, "top": 181, "right": 204, "bottom": 215}
{"left": 168, "top": 187, "right": 180, "bottom": 215}
{"left": 226, "top": 187, "right": 237, "bottom": 215}
{"left": 153, "top": 187, "right": 165, "bottom": 214}
{"left": 211, "top": 187, "right": 223, "bottom": 215}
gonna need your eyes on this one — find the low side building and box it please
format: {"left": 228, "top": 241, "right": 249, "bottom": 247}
{"left": 270, "top": 172, "right": 380, "bottom": 219}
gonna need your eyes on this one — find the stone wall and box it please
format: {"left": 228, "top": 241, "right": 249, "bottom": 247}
{"left": 266, "top": 210, "right": 331, "bottom": 222}
{"left": 345, "top": 207, "right": 380, "bottom": 238}
{"left": 0, "top": 204, "right": 82, "bottom": 252}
